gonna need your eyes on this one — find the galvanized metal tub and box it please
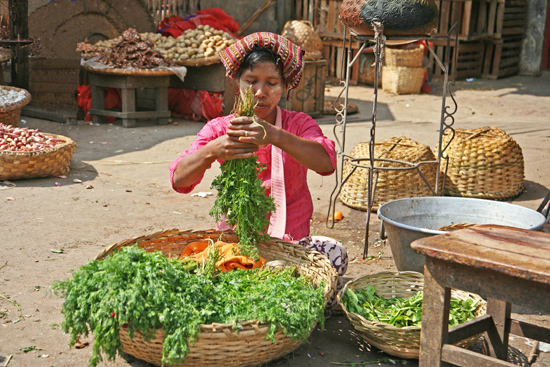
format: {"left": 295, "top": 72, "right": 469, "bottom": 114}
{"left": 377, "top": 197, "right": 547, "bottom": 273}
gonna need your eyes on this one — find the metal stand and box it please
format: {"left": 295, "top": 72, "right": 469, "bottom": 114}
{"left": 327, "top": 22, "right": 460, "bottom": 259}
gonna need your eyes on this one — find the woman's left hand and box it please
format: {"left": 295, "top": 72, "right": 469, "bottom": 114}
{"left": 227, "top": 116, "right": 275, "bottom": 146}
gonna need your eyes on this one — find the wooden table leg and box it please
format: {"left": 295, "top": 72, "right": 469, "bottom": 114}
{"left": 90, "top": 85, "right": 106, "bottom": 124}
{"left": 121, "top": 87, "right": 136, "bottom": 128}
{"left": 419, "top": 257, "right": 452, "bottom": 367}
{"left": 485, "top": 298, "right": 511, "bottom": 360}
{"left": 156, "top": 86, "right": 169, "bottom": 125}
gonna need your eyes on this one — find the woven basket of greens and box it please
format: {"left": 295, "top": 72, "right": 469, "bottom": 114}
{"left": 53, "top": 229, "right": 337, "bottom": 367}
{"left": 337, "top": 271, "right": 486, "bottom": 359}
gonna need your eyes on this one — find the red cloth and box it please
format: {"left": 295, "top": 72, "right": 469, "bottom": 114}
{"left": 76, "top": 85, "right": 120, "bottom": 123}
{"left": 168, "top": 88, "right": 224, "bottom": 122}
{"left": 158, "top": 8, "right": 240, "bottom": 38}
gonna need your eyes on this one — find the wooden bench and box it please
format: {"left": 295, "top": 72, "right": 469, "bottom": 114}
{"left": 410, "top": 224, "right": 550, "bottom": 366}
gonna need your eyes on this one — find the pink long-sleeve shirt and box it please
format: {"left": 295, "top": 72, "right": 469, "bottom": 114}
{"left": 169, "top": 108, "right": 337, "bottom": 241}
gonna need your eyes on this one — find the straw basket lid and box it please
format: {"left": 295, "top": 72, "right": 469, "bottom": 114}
{"left": 336, "top": 271, "right": 486, "bottom": 359}
{"left": 0, "top": 86, "right": 31, "bottom": 113}
{"left": 437, "top": 126, "right": 524, "bottom": 200}
{"left": 0, "top": 133, "right": 76, "bottom": 180}
{"left": 339, "top": 137, "right": 438, "bottom": 211}
{"left": 281, "top": 20, "right": 324, "bottom": 53}
{"left": 95, "top": 228, "right": 338, "bottom": 367}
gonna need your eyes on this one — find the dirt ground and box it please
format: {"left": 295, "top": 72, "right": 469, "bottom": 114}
{"left": 1, "top": 72, "right": 550, "bottom": 367}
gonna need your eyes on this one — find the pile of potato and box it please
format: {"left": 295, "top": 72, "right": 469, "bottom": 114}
{"left": 83, "top": 25, "right": 236, "bottom": 63}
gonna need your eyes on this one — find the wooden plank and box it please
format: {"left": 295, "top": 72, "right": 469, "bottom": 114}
{"left": 447, "top": 314, "right": 493, "bottom": 344}
{"left": 510, "top": 320, "right": 550, "bottom": 344}
{"left": 462, "top": 1, "right": 473, "bottom": 37}
{"left": 485, "top": 298, "right": 511, "bottom": 359}
{"left": 439, "top": 1, "right": 452, "bottom": 35}
{"left": 440, "top": 344, "right": 518, "bottom": 367}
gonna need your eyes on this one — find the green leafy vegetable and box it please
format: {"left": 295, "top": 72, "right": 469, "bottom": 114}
{"left": 53, "top": 246, "right": 324, "bottom": 367}
{"left": 210, "top": 87, "right": 275, "bottom": 258}
{"left": 341, "top": 285, "right": 480, "bottom": 328}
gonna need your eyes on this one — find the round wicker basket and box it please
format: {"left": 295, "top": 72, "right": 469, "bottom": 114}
{"left": 382, "top": 66, "right": 425, "bottom": 95}
{"left": 281, "top": 20, "right": 324, "bottom": 53}
{"left": 339, "top": 137, "right": 439, "bottom": 212}
{"left": 0, "top": 133, "right": 76, "bottom": 180}
{"left": 95, "top": 229, "right": 338, "bottom": 367}
{"left": 0, "top": 86, "right": 32, "bottom": 127}
{"left": 336, "top": 271, "right": 486, "bottom": 359}
{"left": 438, "top": 126, "right": 525, "bottom": 200}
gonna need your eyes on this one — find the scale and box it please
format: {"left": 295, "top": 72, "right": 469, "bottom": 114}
{"left": 326, "top": 21, "right": 460, "bottom": 259}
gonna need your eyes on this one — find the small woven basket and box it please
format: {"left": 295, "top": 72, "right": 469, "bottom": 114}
{"left": 339, "top": 137, "right": 439, "bottom": 212}
{"left": 385, "top": 44, "right": 425, "bottom": 68}
{"left": 382, "top": 66, "right": 425, "bottom": 95}
{"left": 438, "top": 126, "right": 524, "bottom": 200}
{"left": 336, "top": 271, "right": 486, "bottom": 359}
{"left": 0, "top": 133, "right": 76, "bottom": 180}
{"left": 281, "top": 20, "right": 324, "bottom": 53}
{"left": 0, "top": 86, "right": 32, "bottom": 127}
{"left": 95, "top": 229, "right": 338, "bottom": 367}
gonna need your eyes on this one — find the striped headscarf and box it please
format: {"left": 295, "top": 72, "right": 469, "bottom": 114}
{"left": 219, "top": 32, "right": 305, "bottom": 91}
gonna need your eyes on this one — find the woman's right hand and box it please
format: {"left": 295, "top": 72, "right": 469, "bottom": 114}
{"left": 209, "top": 133, "right": 259, "bottom": 161}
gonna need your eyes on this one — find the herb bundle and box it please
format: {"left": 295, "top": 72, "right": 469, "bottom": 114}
{"left": 53, "top": 246, "right": 324, "bottom": 367}
{"left": 210, "top": 88, "right": 275, "bottom": 257}
{"left": 342, "top": 285, "right": 480, "bottom": 328}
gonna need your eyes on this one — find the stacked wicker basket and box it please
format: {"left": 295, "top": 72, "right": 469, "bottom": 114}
{"left": 339, "top": 137, "right": 439, "bottom": 212}
{"left": 382, "top": 44, "right": 426, "bottom": 95}
{"left": 438, "top": 126, "right": 525, "bottom": 200}
{"left": 337, "top": 271, "right": 486, "bottom": 359}
{"left": 96, "top": 229, "right": 338, "bottom": 367}
{"left": 0, "top": 86, "right": 31, "bottom": 127}
{"left": 281, "top": 20, "right": 324, "bottom": 60}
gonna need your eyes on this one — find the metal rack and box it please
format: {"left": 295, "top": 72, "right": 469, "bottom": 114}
{"left": 326, "top": 22, "right": 460, "bottom": 259}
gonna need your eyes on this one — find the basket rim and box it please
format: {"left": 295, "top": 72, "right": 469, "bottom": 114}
{"left": 0, "top": 132, "right": 76, "bottom": 157}
{"left": 0, "top": 86, "right": 32, "bottom": 113}
{"left": 96, "top": 228, "right": 338, "bottom": 331}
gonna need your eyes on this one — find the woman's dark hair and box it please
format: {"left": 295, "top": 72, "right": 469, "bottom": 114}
{"left": 235, "top": 47, "right": 285, "bottom": 82}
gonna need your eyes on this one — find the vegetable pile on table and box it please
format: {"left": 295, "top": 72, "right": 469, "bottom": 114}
{"left": 53, "top": 245, "right": 325, "bottom": 367}
{"left": 341, "top": 285, "right": 481, "bottom": 328}
{"left": 0, "top": 123, "right": 65, "bottom": 152}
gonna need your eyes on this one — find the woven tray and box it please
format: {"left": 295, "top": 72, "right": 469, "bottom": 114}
{"left": 438, "top": 126, "right": 524, "bottom": 200}
{"left": 82, "top": 64, "right": 176, "bottom": 76}
{"left": 382, "top": 66, "right": 425, "bottom": 95}
{"left": 96, "top": 229, "right": 338, "bottom": 367}
{"left": 385, "top": 44, "right": 424, "bottom": 68}
{"left": 174, "top": 55, "right": 221, "bottom": 67}
{"left": 0, "top": 86, "right": 32, "bottom": 127}
{"left": 0, "top": 133, "right": 76, "bottom": 180}
{"left": 339, "top": 137, "right": 438, "bottom": 212}
{"left": 336, "top": 271, "right": 486, "bottom": 359}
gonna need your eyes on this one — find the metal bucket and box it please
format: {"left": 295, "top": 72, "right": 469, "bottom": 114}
{"left": 377, "top": 197, "right": 547, "bottom": 273}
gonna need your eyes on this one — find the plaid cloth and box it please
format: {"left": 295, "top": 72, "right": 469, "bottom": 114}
{"left": 219, "top": 32, "right": 305, "bottom": 91}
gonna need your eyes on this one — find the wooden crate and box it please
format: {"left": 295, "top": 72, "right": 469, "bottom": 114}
{"left": 317, "top": 0, "right": 345, "bottom": 40}
{"left": 279, "top": 59, "right": 327, "bottom": 117}
{"left": 435, "top": 0, "right": 505, "bottom": 40}
{"left": 482, "top": 35, "right": 524, "bottom": 79}
{"left": 322, "top": 38, "right": 363, "bottom": 85}
{"left": 428, "top": 39, "right": 485, "bottom": 80}
{"left": 494, "top": 0, "right": 527, "bottom": 39}
{"left": 29, "top": 59, "right": 80, "bottom": 112}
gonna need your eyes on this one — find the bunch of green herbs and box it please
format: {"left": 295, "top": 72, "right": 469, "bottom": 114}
{"left": 210, "top": 87, "right": 275, "bottom": 257}
{"left": 341, "top": 285, "right": 480, "bottom": 328}
{"left": 52, "top": 245, "right": 324, "bottom": 367}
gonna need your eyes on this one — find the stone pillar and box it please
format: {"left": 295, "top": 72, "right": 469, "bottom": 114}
{"left": 520, "top": 0, "right": 549, "bottom": 75}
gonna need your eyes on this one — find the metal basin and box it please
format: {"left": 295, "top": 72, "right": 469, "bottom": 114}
{"left": 377, "top": 197, "right": 547, "bottom": 273}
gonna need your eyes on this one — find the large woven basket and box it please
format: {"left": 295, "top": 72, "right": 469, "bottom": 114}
{"left": 0, "top": 86, "right": 32, "bottom": 127}
{"left": 281, "top": 20, "right": 324, "bottom": 53}
{"left": 438, "top": 126, "right": 524, "bottom": 200}
{"left": 339, "top": 137, "right": 439, "bottom": 212}
{"left": 382, "top": 66, "right": 425, "bottom": 95}
{"left": 95, "top": 229, "right": 338, "bottom": 367}
{"left": 337, "top": 271, "right": 486, "bottom": 359}
{"left": 385, "top": 44, "right": 425, "bottom": 68}
{"left": 0, "top": 133, "right": 76, "bottom": 180}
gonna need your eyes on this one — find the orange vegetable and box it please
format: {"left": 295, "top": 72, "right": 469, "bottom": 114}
{"left": 179, "top": 240, "right": 266, "bottom": 272}
{"left": 334, "top": 211, "right": 344, "bottom": 221}
{"left": 179, "top": 241, "right": 209, "bottom": 259}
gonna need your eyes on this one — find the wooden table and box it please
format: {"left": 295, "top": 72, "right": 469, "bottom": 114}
{"left": 86, "top": 67, "right": 172, "bottom": 128}
{"left": 410, "top": 225, "right": 550, "bottom": 367}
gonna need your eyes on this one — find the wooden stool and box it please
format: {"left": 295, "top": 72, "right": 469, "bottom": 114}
{"left": 87, "top": 69, "right": 171, "bottom": 128}
{"left": 411, "top": 225, "right": 550, "bottom": 367}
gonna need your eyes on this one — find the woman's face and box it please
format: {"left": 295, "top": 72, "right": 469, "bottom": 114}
{"left": 238, "top": 60, "right": 285, "bottom": 124}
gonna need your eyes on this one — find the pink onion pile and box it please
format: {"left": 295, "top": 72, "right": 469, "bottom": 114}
{"left": 0, "top": 123, "right": 65, "bottom": 152}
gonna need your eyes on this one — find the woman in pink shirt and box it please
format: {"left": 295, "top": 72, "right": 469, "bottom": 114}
{"left": 169, "top": 32, "right": 347, "bottom": 304}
